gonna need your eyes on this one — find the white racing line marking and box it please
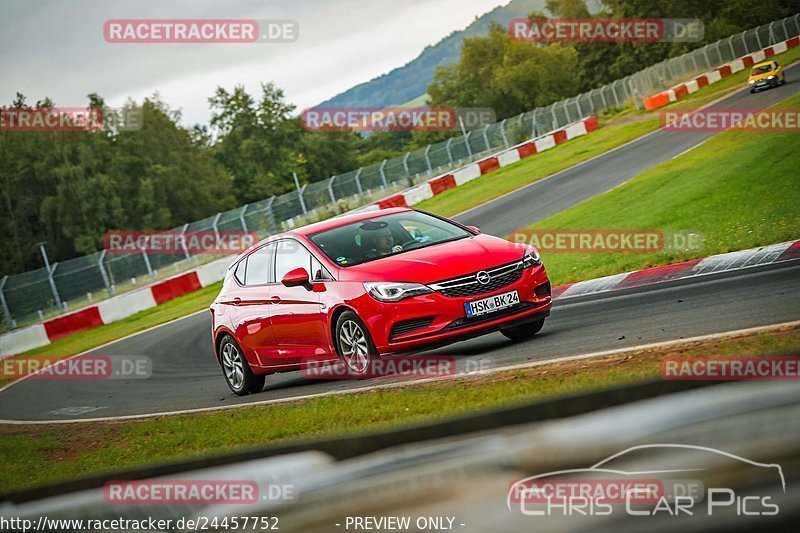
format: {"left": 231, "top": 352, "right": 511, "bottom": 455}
{"left": 1, "top": 319, "right": 797, "bottom": 425}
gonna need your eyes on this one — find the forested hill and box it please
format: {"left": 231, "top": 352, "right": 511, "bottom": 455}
{"left": 317, "top": 0, "right": 546, "bottom": 108}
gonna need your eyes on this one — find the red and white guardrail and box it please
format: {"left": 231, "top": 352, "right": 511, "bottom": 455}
{"left": 643, "top": 36, "right": 800, "bottom": 110}
{"left": 357, "top": 116, "right": 600, "bottom": 212}
{"left": 2, "top": 238, "right": 798, "bottom": 357}
{"left": 0, "top": 258, "right": 231, "bottom": 357}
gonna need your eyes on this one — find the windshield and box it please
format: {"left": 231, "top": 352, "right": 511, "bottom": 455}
{"left": 752, "top": 64, "right": 772, "bottom": 75}
{"left": 309, "top": 211, "right": 471, "bottom": 267}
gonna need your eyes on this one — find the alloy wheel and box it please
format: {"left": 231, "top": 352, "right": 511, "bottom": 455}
{"left": 221, "top": 342, "right": 245, "bottom": 390}
{"left": 339, "top": 319, "right": 370, "bottom": 373}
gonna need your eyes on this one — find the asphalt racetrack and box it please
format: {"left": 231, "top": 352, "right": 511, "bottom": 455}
{"left": 1, "top": 69, "right": 799, "bottom": 422}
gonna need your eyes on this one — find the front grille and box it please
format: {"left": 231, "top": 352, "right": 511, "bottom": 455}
{"left": 431, "top": 261, "right": 523, "bottom": 298}
{"left": 390, "top": 317, "right": 433, "bottom": 339}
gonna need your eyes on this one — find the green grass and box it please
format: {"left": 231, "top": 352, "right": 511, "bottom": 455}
{"left": 521, "top": 92, "right": 800, "bottom": 285}
{"left": 415, "top": 118, "right": 660, "bottom": 217}
{"left": 1, "top": 327, "right": 797, "bottom": 493}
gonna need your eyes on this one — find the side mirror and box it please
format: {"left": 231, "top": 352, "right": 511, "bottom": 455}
{"left": 281, "top": 267, "right": 310, "bottom": 287}
{"left": 466, "top": 225, "right": 481, "bottom": 234}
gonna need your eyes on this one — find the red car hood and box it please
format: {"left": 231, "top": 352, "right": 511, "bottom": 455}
{"left": 338, "top": 234, "right": 528, "bottom": 284}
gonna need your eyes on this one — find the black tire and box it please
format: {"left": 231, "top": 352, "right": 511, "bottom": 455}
{"left": 334, "top": 310, "right": 378, "bottom": 377}
{"left": 781, "top": 77, "right": 786, "bottom": 85}
{"left": 218, "top": 334, "right": 265, "bottom": 396}
{"left": 750, "top": 88, "right": 756, "bottom": 94}
{"left": 501, "top": 318, "right": 545, "bottom": 342}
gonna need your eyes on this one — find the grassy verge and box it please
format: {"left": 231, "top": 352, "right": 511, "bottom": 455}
{"left": 1, "top": 324, "right": 797, "bottom": 493}
{"left": 0, "top": 282, "right": 222, "bottom": 387}
{"left": 521, "top": 91, "right": 800, "bottom": 285}
{"left": 415, "top": 119, "right": 660, "bottom": 217}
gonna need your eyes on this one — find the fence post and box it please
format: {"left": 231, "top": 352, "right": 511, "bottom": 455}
{"left": 38, "top": 242, "right": 63, "bottom": 310}
{"left": 265, "top": 196, "right": 277, "bottom": 233}
{"left": 140, "top": 239, "right": 155, "bottom": 281}
{"left": 354, "top": 167, "right": 364, "bottom": 196}
{"left": 424, "top": 145, "right": 432, "bottom": 173}
{"left": 794, "top": 14, "right": 800, "bottom": 36}
{"left": 379, "top": 160, "right": 388, "bottom": 190}
{"left": 564, "top": 100, "right": 572, "bottom": 123}
{"left": 0, "top": 276, "right": 16, "bottom": 329}
{"left": 292, "top": 172, "right": 308, "bottom": 215}
{"left": 445, "top": 138, "right": 453, "bottom": 164}
{"left": 327, "top": 175, "right": 337, "bottom": 204}
{"left": 768, "top": 21, "right": 776, "bottom": 45}
{"left": 238, "top": 205, "right": 249, "bottom": 233}
{"left": 482, "top": 125, "right": 490, "bottom": 151}
{"left": 179, "top": 223, "right": 191, "bottom": 260}
{"left": 531, "top": 111, "right": 537, "bottom": 137}
{"left": 464, "top": 131, "right": 473, "bottom": 160}
{"left": 211, "top": 212, "right": 221, "bottom": 243}
{"left": 402, "top": 153, "right": 410, "bottom": 175}
{"left": 500, "top": 119, "right": 509, "bottom": 148}
{"left": 755, "top": 27, "right": 763, "bottom": 49}
{"left": 97, "top": 250, "right": 113, "bottom": 297}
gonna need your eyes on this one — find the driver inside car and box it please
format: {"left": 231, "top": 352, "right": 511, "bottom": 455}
{"left": 359, "top": 221, "right": 403, "bottom": 259}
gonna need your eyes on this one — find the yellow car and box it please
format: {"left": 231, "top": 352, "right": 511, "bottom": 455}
{"left": 748, "top": 60, "right": 786, "bottom": 93}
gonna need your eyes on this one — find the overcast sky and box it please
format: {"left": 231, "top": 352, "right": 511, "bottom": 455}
{"left": 0, "top": 0, "right": 507, "bottom": 126}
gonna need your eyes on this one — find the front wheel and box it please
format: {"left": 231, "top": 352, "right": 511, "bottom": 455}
{"left": 219, "top": 334, "right": 265, "bottom": 396}
{"left": 501, "top": 318, "right": 545, "bottom": 341}
{"left": 335, "top": 311, "right": 378, "bottom": 377}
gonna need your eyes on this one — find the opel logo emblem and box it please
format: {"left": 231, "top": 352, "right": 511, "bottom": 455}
{"left": 476, "top": 271, "right": 491, "bottom": 285}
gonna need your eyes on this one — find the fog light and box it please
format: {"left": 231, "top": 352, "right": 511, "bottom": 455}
{"left": 535, "top": 281, "right": 551, "bottom": 297}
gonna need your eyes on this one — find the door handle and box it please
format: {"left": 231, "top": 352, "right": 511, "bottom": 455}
{"left": 269, "top": 296, "right": 282, "bottom": 304}
{"left": 232, "top": 297, "right": 242, "bottom": 305}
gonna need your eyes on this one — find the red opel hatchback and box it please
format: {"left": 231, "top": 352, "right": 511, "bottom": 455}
{"left": 211, "top": 208, "right": 552, "bottom": 395}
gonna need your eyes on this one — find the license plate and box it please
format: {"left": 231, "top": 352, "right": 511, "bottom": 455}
{"left": 464, "top": 290, "right": 520, "bottom": 317}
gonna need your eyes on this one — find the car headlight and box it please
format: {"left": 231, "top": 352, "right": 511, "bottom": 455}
{"left": 768, "top": 75, "right": 775, "bottom": 80}
{"left": 522, "top": 248, "right": 541, "bottom": 268}
{"left": 364, "top": 282, "right": 433, "bottom": 302}
{"left": 748, "top": 79, "right": 755, "bottom": 84}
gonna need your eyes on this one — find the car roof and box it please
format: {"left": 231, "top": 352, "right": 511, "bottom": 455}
{"left": 227, "top": 207, "right": 413, "bottom": 267}
{"left": 292, "top": 207, "right": 412, "bottom": 236}
{"left": 752, "top": 61, "right": 775, "bottom": 68}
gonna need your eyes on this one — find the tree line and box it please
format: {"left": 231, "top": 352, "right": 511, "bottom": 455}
{"left": 2, "top": 0, "right": 796, "bottom": 275}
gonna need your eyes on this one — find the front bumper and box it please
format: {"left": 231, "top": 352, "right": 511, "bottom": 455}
{"left": 359, "top": 264, "right": 552, "bottom": 354}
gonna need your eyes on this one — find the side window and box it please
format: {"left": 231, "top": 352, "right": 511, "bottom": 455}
{"left": 233, "top": 257, "right": 247, "bottom": 285}
{"left": 311, "top": 255, "right": 333, "bottom": 281}
{"left": 244, "top": 244, "right": 273, "bottom": 285}
{"left": 275, "top": 240, "right": 312, "bottom": 282}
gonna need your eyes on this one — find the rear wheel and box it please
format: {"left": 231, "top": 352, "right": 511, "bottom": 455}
{"left": 501, "top": 318, "right": 545, "bottom": 341}
{"left": 219, "top": 334, "right": 265, "bottom": 396}
{"left": 335, "top": 311, "right": 378, "bottom": 377}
